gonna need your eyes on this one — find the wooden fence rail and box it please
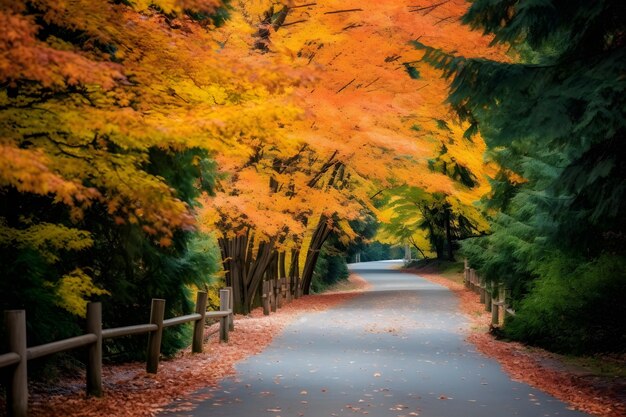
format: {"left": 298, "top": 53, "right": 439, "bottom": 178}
{"left": 0, "top": 289, "right": 233, "bottom": 417}
{"left": 464, "top": 260, "right": 515, "bottom": 327}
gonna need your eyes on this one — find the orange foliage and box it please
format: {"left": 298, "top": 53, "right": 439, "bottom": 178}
{"left": 203, "top": 0, "right": 509, "bottom": 257}
{"left": 0, "top": 0, "right": 306, "bottom": 241}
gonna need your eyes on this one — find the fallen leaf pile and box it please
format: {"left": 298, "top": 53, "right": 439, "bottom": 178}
{"left": 413, "top": 271, "right": 626, "bottom": 417}
{"left": 8, "top": 275, "right": 369, "bottom": 417}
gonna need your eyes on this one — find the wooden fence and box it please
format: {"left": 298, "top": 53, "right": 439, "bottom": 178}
{"left": 0, "top": 288, "right": 234, "bottom": 417}
{"left": 261, "top": 277, "right": 302, "bottom": 316}
{"left": 464, "top": 259, "right": 516, "bottom": 326}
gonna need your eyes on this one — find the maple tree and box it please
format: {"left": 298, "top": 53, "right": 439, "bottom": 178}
{"left": 0, "top": 0, "right": 301, "bottom": 351}
{"left": 199, "top": 0, "right": 508, "bottom": 308}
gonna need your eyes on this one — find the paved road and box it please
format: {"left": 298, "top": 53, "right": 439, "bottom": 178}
{"left": 162, "top": 261, "right": 590, "bottom": 417}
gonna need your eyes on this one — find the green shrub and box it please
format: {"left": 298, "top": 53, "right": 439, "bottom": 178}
{"left": 505, "top": 254, "right": 626, "bottom": 354}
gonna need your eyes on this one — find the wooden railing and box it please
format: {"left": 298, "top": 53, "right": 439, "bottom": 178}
{"left": 0, "top": 288, "right": 234, "bottom": 417}
{"left": 464, "top": 259, "right": 515, "bottom": 326}
{"left": 261, "top": 277, "right": 302, "bottom": 316}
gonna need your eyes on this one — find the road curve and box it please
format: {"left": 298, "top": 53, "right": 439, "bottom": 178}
{"left": 161, "top": 260, "right": 590, "bottom": 417}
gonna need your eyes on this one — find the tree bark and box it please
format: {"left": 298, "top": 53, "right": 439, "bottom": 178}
{"left": 301, "top": 215, "right": 332, "bottom": 295}
{"left": 289, "top": 248, "right": 301, "bottom": 298}
{"left": 218, "top": 232, "right": 277, "bottom": 314}
{"left": 278, "top": 251, "right": 287, "bottom": 279}
{"left": 445, "top": 207, "right": 454, "bottom": 260}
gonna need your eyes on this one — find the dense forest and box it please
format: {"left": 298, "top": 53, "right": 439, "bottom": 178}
{"left": 1, "top": 0, "right": 623, "bottom": 363}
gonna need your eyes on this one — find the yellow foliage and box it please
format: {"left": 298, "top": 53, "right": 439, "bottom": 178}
{"left": 54, "top": 269, "right": 109, "bottom": 317}
{"left": 0, "top": 221, "right": 93, "bottom": 263}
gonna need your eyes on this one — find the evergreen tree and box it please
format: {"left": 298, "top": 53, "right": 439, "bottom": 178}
{"left": 414, "top": 0, "right": 626, "bottom": 352}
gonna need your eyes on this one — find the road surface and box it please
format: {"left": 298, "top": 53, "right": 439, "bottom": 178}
{"left": 161, "top": 260, "right": 589, "bottom": 417}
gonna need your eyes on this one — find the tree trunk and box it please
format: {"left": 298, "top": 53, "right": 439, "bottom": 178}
{"left": 218, "top": 231, "right": 276, "bottom": 314}
{"left": 279, "top": 251, "right": 286, "bottom": 279}
{"left": 301, "top": 215, "right": 332, "bottom": 295}
{"left": 289, "top": 248, "right": 300, "bottom": 298}
{"left": 409, "top": 238, "right": 428, "bottom": 259}
{"left": 218, "top": 233, "right": 248, "bottom": 314}
{"left": 243, "top": 239, "right": 275, "bottom": 313}
{"left": 426, "top": 222, "right": 444, "bottom": 260}
{"left": 445, "top": 208, "right": 454, "bottom": 260}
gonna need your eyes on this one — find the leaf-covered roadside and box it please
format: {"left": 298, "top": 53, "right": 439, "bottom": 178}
{"left": 0, "top": 275, "right": 369, "bottom": 417}
{"left": 411, "top": 270, "right": 626, "bottom": 417}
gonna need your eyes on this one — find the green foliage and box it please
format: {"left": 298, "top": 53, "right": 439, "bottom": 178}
{"left": 344, "top": 213, "right": 381, "bottom": 259}
{"left": 358, "top": 242, "right": 398, "bottom": 262}
{"left": 403, "top": 63, "right": 421, "bottom": 79}
{"left": 0, "top": 148, "right": 222, "bottom": 362}
{"left": 435, "top": 119, "right": 451, "bottom": 132}
{"left": 505, "top": 254, "right": 626, "bottom": 354}
{"left": 0, "top": 248, "right": 81, "bottom": 346}
{"left": 417, "top": 0, "right": 626, "bottom": 353}
{"left": 187, "top": 0, "right": 232, "bottom": 26}
{"left": 311, "top": 243, "right": 348, "bottom": 293}
{"left": 382, "top": 186, "right": 480, "bottom": 260}
{"left": 97, "top": 228, "right": 220, "bottom": 360}
{"left": 94, "top": 149, "right": 221, "bottom": 359}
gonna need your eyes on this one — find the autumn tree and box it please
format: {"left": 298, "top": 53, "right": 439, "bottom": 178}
{"left": 378, "top": 122, "right": 493, "bottom": 261}
{"left": 202, "top": 0, "right": 508, "bottom": 304}
{"left": 0, "top": 0, "right": 297, "bottom": 354}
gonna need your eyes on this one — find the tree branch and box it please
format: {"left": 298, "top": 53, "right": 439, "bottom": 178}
{"left": 324, "top": 8, "right": 363, "bottom": 15}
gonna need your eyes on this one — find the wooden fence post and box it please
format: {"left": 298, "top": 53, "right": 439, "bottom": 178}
{"left": 270, "top": 279, "right": 277, "bottom": 313}
{"left": 479, "top": 276, "right": 486, "bottom": 304}
{"left": 5, "top": 310, "right": 27, "bottom": 417}
{"left": 280, "top": 278, "right": 287, "bottom": 303}
{"left": 498, "top": 285, "right": 506, "bottom": 326}
{"left": 485, "top": 282, "right": 492, "bottom": 312}
{"left": 192, "top": 292, "right": 208, "bottom": 353}
{"left": 503, "top": 287, "right": 512, "bottom": 322}
{"left": 491, "top": 284, "right": 500, "bottom": 325}
{"left": 146, "top": 299, "right": 165, "bottom": 374}
{"left": 262, "top": 281, "right": 270, "bottom": 316}
{"left": 275, "top": 278, "right": 282, "bottom": 309}
{"left": 86, "top": 302, "right": 102, "bottom": 397}
{"left": 296, "top": 276, "right": 302, "bottom": 298}
{"left": 285, "top": 277, "right": 292, "bottom": 303}
{"left": 219, "top": 289, "right": 229, "bottom": 343}
{"left": 472, "top": 270, "right": 479, "bottom": 294}
{"left": 225, "top": 287, "right": 234, "bottom": 331}
{"left": 463, "top": 259, "right": 469, "bottom": 288}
